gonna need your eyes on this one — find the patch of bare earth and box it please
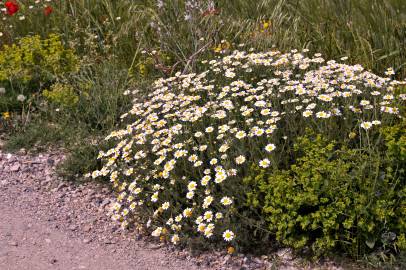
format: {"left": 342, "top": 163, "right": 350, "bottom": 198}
{"left": 0, "top": 150, "right": 211, "bottom": 270}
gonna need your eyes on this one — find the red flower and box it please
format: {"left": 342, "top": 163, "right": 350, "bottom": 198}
{"left": 5, "top": 0, "right": 19, "bottom": 16}
{"left": 44, "top": 6, "right": 53, "bottom": 16}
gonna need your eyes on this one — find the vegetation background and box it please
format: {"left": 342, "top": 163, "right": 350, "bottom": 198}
{"left": 0, "top": 0, "right": 405, "bottom": 267}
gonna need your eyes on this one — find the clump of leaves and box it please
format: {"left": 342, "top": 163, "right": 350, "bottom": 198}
{"left": 0, "top": 34, "right": 78, "bottom": 112}
{"left": 243, "top": 129, "right": 405, "bottom": 258}
{"left": 43, "top": 83, "right": 79, "bottom": 108}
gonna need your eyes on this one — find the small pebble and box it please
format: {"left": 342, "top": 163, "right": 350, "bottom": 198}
{"left": 9, "top": 241, "right": 18, "bottom": 247}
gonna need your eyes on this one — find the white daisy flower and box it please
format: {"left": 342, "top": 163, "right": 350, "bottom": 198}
{"left": 265, "top": 144, "right": 276, "bottom": 152}
{"left": 259, "top": 158, "right": 270, "bottom": 168}
{"left": 222, "top": 230, "right": 235, "bottom": 241}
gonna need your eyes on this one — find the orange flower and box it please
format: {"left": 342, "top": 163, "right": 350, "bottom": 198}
{"left": 227, "top": 246, "right": 235, "bottom": 254}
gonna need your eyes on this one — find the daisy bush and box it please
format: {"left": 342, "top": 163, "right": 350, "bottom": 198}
{"left": 91, "top": 48, "right": 405, "bottom": 255}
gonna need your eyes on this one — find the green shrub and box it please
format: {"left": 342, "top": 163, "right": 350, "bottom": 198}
{"left": 0, "top": 34, "right": 78, "bottom": 112}
{"left": 381, "top": 121, "right": 406, "bottom": 252}
{"left": 43, "top": 83, "right": 79, "bottom": 108}
{"left": 0, "top": 34, "right": 78, "bottom": 83}
{"left": 243, "top": 129, "right": 405, "bottom": 258}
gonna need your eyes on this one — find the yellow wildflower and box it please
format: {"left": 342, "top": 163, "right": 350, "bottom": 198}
{"left": 2, "top": 111, "right": 10, "bottom": 120}
{"left": 227, "top": 246, "right": 235, "bottom": 254}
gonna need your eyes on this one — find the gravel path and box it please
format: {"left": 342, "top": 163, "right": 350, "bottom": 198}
{"left": 0, "top": 150, "right": 207, "bottom": 270}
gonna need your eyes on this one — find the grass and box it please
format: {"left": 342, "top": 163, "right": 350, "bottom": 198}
{"left": 1, "top": 0, "right": 404, "bottom": 76}
{"left": 219, "top": 0, "right": 406, "bottom": 77}
{"left": 4, "top": 120, "right": 71, "bottom": 152}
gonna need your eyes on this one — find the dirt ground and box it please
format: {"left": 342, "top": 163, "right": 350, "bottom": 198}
{"left": 0, "top": 150, "right": 206, "bottom": 270}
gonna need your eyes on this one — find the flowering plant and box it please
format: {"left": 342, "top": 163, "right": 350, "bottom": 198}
{"left": 0, "top": 34, "right": 78, "bottom": 119}
{"left": 4, "top": 0, "right": 19, "bottom": 16}
{"left": 92, "top": 48, "right": 405, "bottom": 251}
{"left": 0, "top": 0, "right": 55, "bottom": 40}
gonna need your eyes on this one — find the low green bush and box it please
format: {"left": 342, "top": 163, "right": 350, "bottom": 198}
{"left": 42, "top": 83, "right": 79, "bottom": 108}
{"left": 0, "top": 34, "right": 78, "bottom": 83}
{"left": 0, "top": 34, "right": 78, "bottom": 112}
{"left": 243, "top": 127, "right": 405, "bottom": 258}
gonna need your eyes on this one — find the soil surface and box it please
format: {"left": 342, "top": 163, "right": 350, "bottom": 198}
{"left": 0, "top": 150, "right": 347, "bottom": 270}
{"left": 0, "top": 150, "right": 207, "bottom": 270}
